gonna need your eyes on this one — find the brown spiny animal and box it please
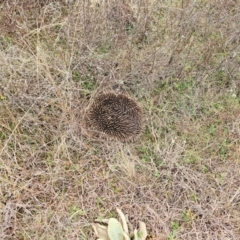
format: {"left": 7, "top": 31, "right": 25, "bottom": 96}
{"left": 87, "top": 93, "right": 143, "bottom": 141}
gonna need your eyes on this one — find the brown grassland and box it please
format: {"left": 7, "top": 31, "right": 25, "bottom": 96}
{"left": 0, "top": 0, "right": 240, "bottom": 239}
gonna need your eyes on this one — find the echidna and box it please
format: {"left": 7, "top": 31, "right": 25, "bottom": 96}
{"left": 87, "top": 93, "right": 143, "bottom": 141}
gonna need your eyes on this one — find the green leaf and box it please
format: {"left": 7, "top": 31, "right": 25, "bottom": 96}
{"left": 108, "top": 218, "right": 124, "bottom": 240}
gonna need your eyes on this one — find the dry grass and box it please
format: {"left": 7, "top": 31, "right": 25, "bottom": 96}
{"left": 0, "top": 0, "right": 240, "bottom": 239}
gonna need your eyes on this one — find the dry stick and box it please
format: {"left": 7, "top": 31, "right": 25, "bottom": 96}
{"left": 116, "top": 208, "right": 129, "bottom": 234}
{"left": 229, "top": 186, "right": 240, "bottom": 204}
{"left": 123, "top": 232, "right": 131, "bottom": 240}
